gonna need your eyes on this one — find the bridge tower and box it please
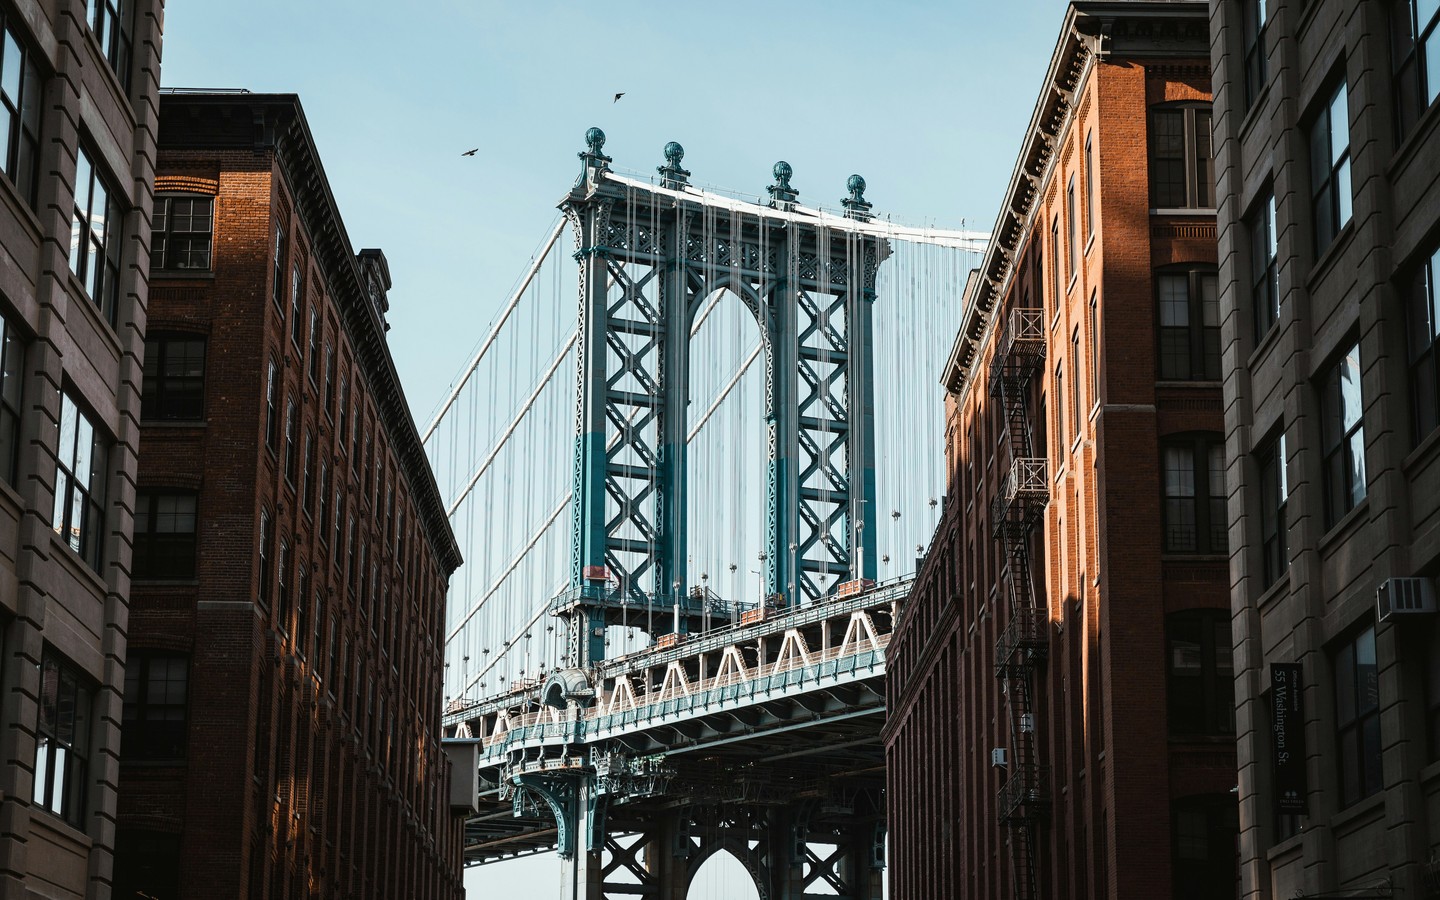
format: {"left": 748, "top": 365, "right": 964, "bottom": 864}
{"left": 988, "top": 308, "right": 1052, "bottom": 899}
{"left": 559, "top": 128, "right": 884, "bottom": 668}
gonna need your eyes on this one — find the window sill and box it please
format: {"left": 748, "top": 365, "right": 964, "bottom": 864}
{"left": 150, "top": 270, "right": 215, "bottom": 282}
{"left": 1331, "top": 789, "right": 1385, "bottom": 830}
{"left": 1247, "top": 315, "right": 1282, "bottom": 371}
{"left": 1317, "top": 497, "right": 1369, "bottom": 556}
{"left": 119, "top": 758, "right": 187, "bottom": 768}
{"left": 1388, "top": 97, "right": 1440, "bottom": 185}
{"left": 1067, "top": 273, "right": 1078, "bottom": 295}
{"left": 1148, "top": 207, "right": 1218, "bottom": 217}
{"left": 1236, "top": 83, "right": 1271, "bottom": 144}
{"left": 1255, "top": 568, "right": 1291, "bottom": 613}
{"left": 1084, "top": 232, "right": 1096, "bottom": 257}
{"left": 65, "top": 269, "right": 121, "bottom": 349}
{"left": 49, "top": 532, "right": 105, "bottom": 592}
{"left": 1265, "top": 826, "right": 1306, "bottom": 863}
{"left": 31, "top": 808, "right": 92, "bottom": 847}
{"left": 1304, "top": 219, "right": 1356, "bottom": 293}
{"left": 139, "top": 419, "right": 207, "bottom": 429}
{"left": 132, "top": 578, "right": 199, "bottom": 587}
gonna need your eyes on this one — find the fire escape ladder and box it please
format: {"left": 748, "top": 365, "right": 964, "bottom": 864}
{"left": 987, "top": 308, "right": 1050, "bottom": 900}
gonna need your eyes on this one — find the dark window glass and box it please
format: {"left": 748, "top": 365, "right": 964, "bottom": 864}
{"left": 264, "top": 359, "right": 278, "bottom": 451}
{"left": 52, "top": 390, "right": 106, "bottom": 570}
{"left": 258, "top": 509, "right": 272, "bottom": 608}
{"left": 121, "top": 653, "right": 187, "bottom": 760}
{"left": 318, "top": 462, "right": 330, "bottom": 540}
{"left": 1310, "top": 80, "right": 1353, "bottom": 256}
{"left": 1157, "top": 268, "right": 1221, "bottom": 380}
{"left": 1392, "top": 0, "right": 1440, "bottom": 141}
{"left": 133, "top": 490, "right": 196, "bottom": 580}
{"left": 82, "top": 0, "right": 133, "bottom": 90}
{"left": 151, "top": 195, "right": 212, "bottom": 271}
{"left": 1321, "top": 342, "right": 1366, "bottom": 527}
{"left": 1426, "top": 620, "right": 1440, "bottom": 762}
{"left": 1052, "top": 217, "right": 1062, "bottom": 303}
{"left": 141, "top": 335, "right": 205, "bottom": 422}
{"left": 283, "top": 398, "right": 297, "bottom": 484}
{"left": 1243, "top": 0, "right": 1268, "bottom": 111}
{"left": 1150, "top": 104, "right": 1215, "bottom": 209}
{"left": 277, "top": 538, "right": 291, "bottom": 632}
{"left": 289, "top": 265, "right": 303, "bottom": 348}
{"left": 1406, "top": 244, "right": 1440, "bottom": 442}
{"left": 0, "top": 17, "right": 41, "bottom": 207}
{"left": 323, "top": 343, "right": 335, "bottom": 415}
{"left": 70, "top": 146, "right": 124, "bottom": 324}
{"left": 271, "top": 221, "right": 285, "bottom": 310}
{"left": 34, "top": 649, "right": 92, "bottom": 827}
{"left": 113, "top": 830, "right": 180, "bottom": 900}
{"left": 1250, "top": 192, "right": 1280, "bottom": 342}
{"left": 1162, "top": 435, "right": 1228, "bottom": 554}
{"left": 1334, "top": 624, "right": 1381, "bottom": 806}
{"left": 0, "top": 312, "right": 24, "bottom": 485}
{"left": 1089, "top": 292, "right": 1099, "bottom": 403}
{"left": 1171, "top": 794, "right": 1240, "bottom": 900}
{"left": 1070, "top": 329, "right": 1082, "bottom": 437}
{"left": 1054, "top": 364, "right": 1065, "bottom": 451}
{"left": 301, "top": 430, "right": 315, "bottom": 515}
{"left": 1167, "top": 610, "right": 1236, "bottom": 735}
{"left": 1084, "top": 132, "right": 1096, "bottom": 240}
{"left": 296, "top": 563, "right": 310, "bottom": 655}
{"left": 1067, "top": 175, "right": 1078, "bottom": 276}
{"left": 307, "top": 307, "right": 320, "bottom": 384}
{"left": 1258, "top": 434, "right": 1289, "bottom": 589}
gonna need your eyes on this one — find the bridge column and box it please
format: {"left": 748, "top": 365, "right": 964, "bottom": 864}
{"left": 654, "top": 211, "right": 690, "bottom": 622}
{"left": 767, "top": 223, "right": 799, "bottom": 608}
{"left": 846, "top": 232, "right": 880, "bottom": 583}
{"left": 765, "top": 808, "right": 885, "bottom": 900}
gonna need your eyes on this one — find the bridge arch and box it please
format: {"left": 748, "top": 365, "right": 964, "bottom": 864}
{"left": 685, "top": 836, "right": 767, "bottom": 900}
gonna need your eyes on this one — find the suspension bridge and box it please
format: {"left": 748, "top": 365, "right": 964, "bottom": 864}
{"left": 429, "top": 129, "right": 985, "bottom": 900}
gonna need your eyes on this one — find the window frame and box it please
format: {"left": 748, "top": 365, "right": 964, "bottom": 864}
{"left": 1405, "top": 242, "right": 1440, "bottom": 443}
{"left": 141, "top": 334, "right": 205, "bottom": 422}
{"left": 1310, "top": 78, "right": 1353, "bottom": 257}
{"left": 1166, "top": 610, "right": 1236, "bottom": 737}
{"left": 52, "top": 388, "right": 107, "bottom": 571}
{"left": 34, "top": 648, "right": 93, "bottom": 828}
{"left": 1161, "top": 433, "right": 1228, "bottom": 555}
{"left": 1333, "top": 623, "right": 1381, "bottom": 807}
{"left": 1320, "top": 340, "right": 1366, "bottom": 528}
{"left": 0, "top": 309, "right": 24, "bottom": 486}
{"left": 82, "top": 0, "right": 133, "bottom": 91}
{"left": 1067, "top": 174, "right": 1078, "bottom": 278}
{"left": 1156, "top": 266, "right": 1222, "bottom": 381}
{"left": 1243, "top": 0, "right": 1268, "bottom": 111}
{"left": 132, "top": 489, "right": 198, "bottom": 581}
{"left": 151, "top": 194, "right": 213, "bottom": 272}
{"left": 1392, "top": 0, "right": 1440, "bottom": 141}
{"left": 121, "top": 652, "right": 188, "bottom": 762}
{"left": 1084, "top": 131, "right": 1096, "bottom": 242}
{"left": 0, "top": 16, "right": 42, "bottom": 208}
{"left": 70, "top": 145, "right": 124, "bottom": 324}
{"left": 1149, "top": 102, "right": 1216, "bottom": 210}
{"left": 1257, "top": 433, "right": 1289, "bottom": 589}
{"left": 264, "top": 358, "right": 278, "bottom": 452}
{"left": 1250, "top": 191, "right": 1280, "bottom": 342}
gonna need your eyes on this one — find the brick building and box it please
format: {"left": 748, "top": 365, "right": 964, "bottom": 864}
{"left": 885, "top": 3, "right": 1237, "bottom": 899}
{"left": 0, "top": 2, "right": 163, "bottom": 898}
{"left": 1211, "top": 0, "right": 1440, "bottom": 895}
{"left": 111, "top": 92, "right": 465, "bottom": 900}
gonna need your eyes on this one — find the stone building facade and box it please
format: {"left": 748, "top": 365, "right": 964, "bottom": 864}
{"left": 1212, "top": 0, "right": 1440, "bottom": 894}
{"left": 111, "top": 91, "right": 465, "bottom": 900}
{"left": 885, "top": 3, "right": 1237, "bottom": 899}
{"left": 0, "top": 2, "right": 162, "bottom": 898}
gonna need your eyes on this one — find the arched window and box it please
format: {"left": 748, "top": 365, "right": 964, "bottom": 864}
{"left": 1161, "top": 433, "right": 1227, "bottom": 554}
{"left": 152, "top": 193, "right": 213, "bottom": 271}
{"left": 1166, "top": 610, "right": 1235, "bottom": 736}
{"left": 1156, "top": 266, "right": 1220, "bottom": 381}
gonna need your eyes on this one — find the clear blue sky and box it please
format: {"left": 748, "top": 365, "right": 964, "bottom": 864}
{"left": 161, "top": 2, "right": 1062, "bottom": 896}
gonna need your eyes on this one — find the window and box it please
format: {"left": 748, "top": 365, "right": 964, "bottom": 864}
{"left": 1150, "top": 104, "right": 1215, "bottom": 209}
{"left": 0, "top": 311, "right": 24, "bottom": 485}
{"left": 1054, "top": 364, "right": 1065, "bottom": 452}
{"left": 113, "top": 831, "right": 180, "bottom": 900}
{"left": 323, "top": 343, "right": 335, "bottom": 414}
{"left": 338, "top": 375, "right": 348, "bottom": 441}
{"left": 1070, "top": 329, "right": 1081, "bottom": 438}
{"left": 1321, "top": 341, "right": 1365, "bottom": 527}
{"left": 318, "top": 462, "right": 330, "bottom": 539}
{"left": 151, "top": 195, "right": 212, "bottom": 271}
{"left": 1162, "top": 435, "right": 1227, "bottom": 554}
{"left": 283, "top": 398, "right": 297, "bottom": 484}
{"left": 308, "top": 307, "right": 320, "bottom": 384}
{"left": 296, "top": 563, "right": 310, "bottom": 655}
{"left": 1406, "top": 243, "right": 1440, "bottom": 441}
{"left": 141, "top": 335, "right": 205, "bottom": 421}
{"left": 1426, "top": 622, "right": 1440, "bottom": 762}
{"left": 1243, "top": 0, "right": 1268, "bottom": 111}
{"left": 1052, "top": 217, "right": 1062, "bottom": 303}
{"left": 333, "top": 490, "right": 344, "bottom": 561}
{"left": 1334, "top": 624, "right": 1381, "bottom": 806}
{"left": 1167, "top": 610, "right": 1235, "bottom": 736}
{"left": 53, "top": 389, "right": 107, "bottom": 570}
{"left": 301, "top": 430, "right": 315, "bottom": 515}
{"left": 34, "top": 649, "right": 92, "bottom": 827}
{"left": 271, "top": 221, "right": 285, "bottom": 311}
{"left": 1157, "top": 268, "right": 1221, "bottom": 380}
{"left": 121, "top": 653, "right": 187, "bottom": 760}
{"left": 258, "top": 509, "right": 272, "bottom": 608}
{"left": 1258, "top": 434, "right": 1288, "bottom": 589}
{"left": 0, "top": 16, "right": 41, "bottom": 206}
{"left": 264, "top": 359, "right": 278, "bottom": 451}
{"left": 1250, "top": 192, "right": 1280, "bottom": 341}
{"left": 1088, "top": 292, "right": 1099, "bottom": 404}
{"left": 1067, "top": 174, "right": 1078, "bottom": 277}
{"left": 82, "top": 0, "right": 132, "bottom": 88}
{"left": 277, "top": 538, "right": 291, "bottom": 632}
{"left": 133, "top": 490, "right": 197, "bottom": 580}
{"left": 1310, "top": 80, "right": 1352, "bottom": 255}
{"left": 1084, "top": 131, "right": 1095, "bottom": 240}
{"left": 290, "top": 265, "right": 303, "bottom": 348}
{"left": 1393, "top": 0, "right": 1440, "bottom": 141}
{"left": 1171, "top": 794, "right": 1240, "bottom": 900}
{"left": 70, "top": 146, "right": 123, "bottom": 323}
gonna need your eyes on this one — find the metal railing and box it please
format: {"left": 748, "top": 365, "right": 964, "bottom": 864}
{"left": 993, "top": 606, "right": 1048, "bottom": 674}
{"left": 997, "top": 764, "right": 1051, "bottom": 822}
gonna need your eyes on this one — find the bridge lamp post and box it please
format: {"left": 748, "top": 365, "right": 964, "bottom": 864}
{"left": 729, "top": 562, "right": 738, "bottom": 625}
{"left": 672, "top": 579, "right": 681, "bottom": 636}
{"left": 757, "top": 551, "right": 767, "bottom": 607}
{"left": 701, "top": 572, "right": 709, "bottom": 633}
{"left": 788, "top": 541, "right": 797, "bottom": 607}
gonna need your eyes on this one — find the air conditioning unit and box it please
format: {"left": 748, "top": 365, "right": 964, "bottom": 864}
{"left": 1377, "top": 577, "right": 1437, "bottom": 623}
{"left": 1020, "top": 713, "right": 1035, "bottom": 734}
{"left": 990, "top": 748, "right": 1007, "bottom": 768}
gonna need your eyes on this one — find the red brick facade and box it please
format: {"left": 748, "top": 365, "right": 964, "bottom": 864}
{"left": 112, "top": 94, "right": 465, "bottom": 900}
{"left": 885, "top": 5, "right": 1235, "bottom": 899}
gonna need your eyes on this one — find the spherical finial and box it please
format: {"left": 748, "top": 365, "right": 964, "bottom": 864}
{"left": 773, "top": 160, "right": 793, "bottom": 183}
{"left": 585, "top": 126, "right": 606, "bottom": 154}
{"left": 664, "top": 141, "right": 684, "bottom": 164}
{"left": 847, "top": 174, "right": 866, "bottom": 197}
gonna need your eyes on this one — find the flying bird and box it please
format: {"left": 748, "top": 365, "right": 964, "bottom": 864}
{"left": 461, "top": 148, "right": 478, "bottom": 157}
{"left": 613, "top": 92, "right": 625, "bottom": 103}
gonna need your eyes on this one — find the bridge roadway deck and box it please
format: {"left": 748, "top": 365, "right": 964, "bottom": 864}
{"left": 443, "top": 577, "right": 911, "bottom": 865}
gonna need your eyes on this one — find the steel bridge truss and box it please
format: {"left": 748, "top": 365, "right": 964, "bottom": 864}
{"left": 565, "top": 133, "right": 885, "bottom": 667}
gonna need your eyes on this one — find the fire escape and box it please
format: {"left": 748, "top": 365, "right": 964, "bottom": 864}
{"left": 987, "top": 308, "right": 1050, "bottom": 900}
